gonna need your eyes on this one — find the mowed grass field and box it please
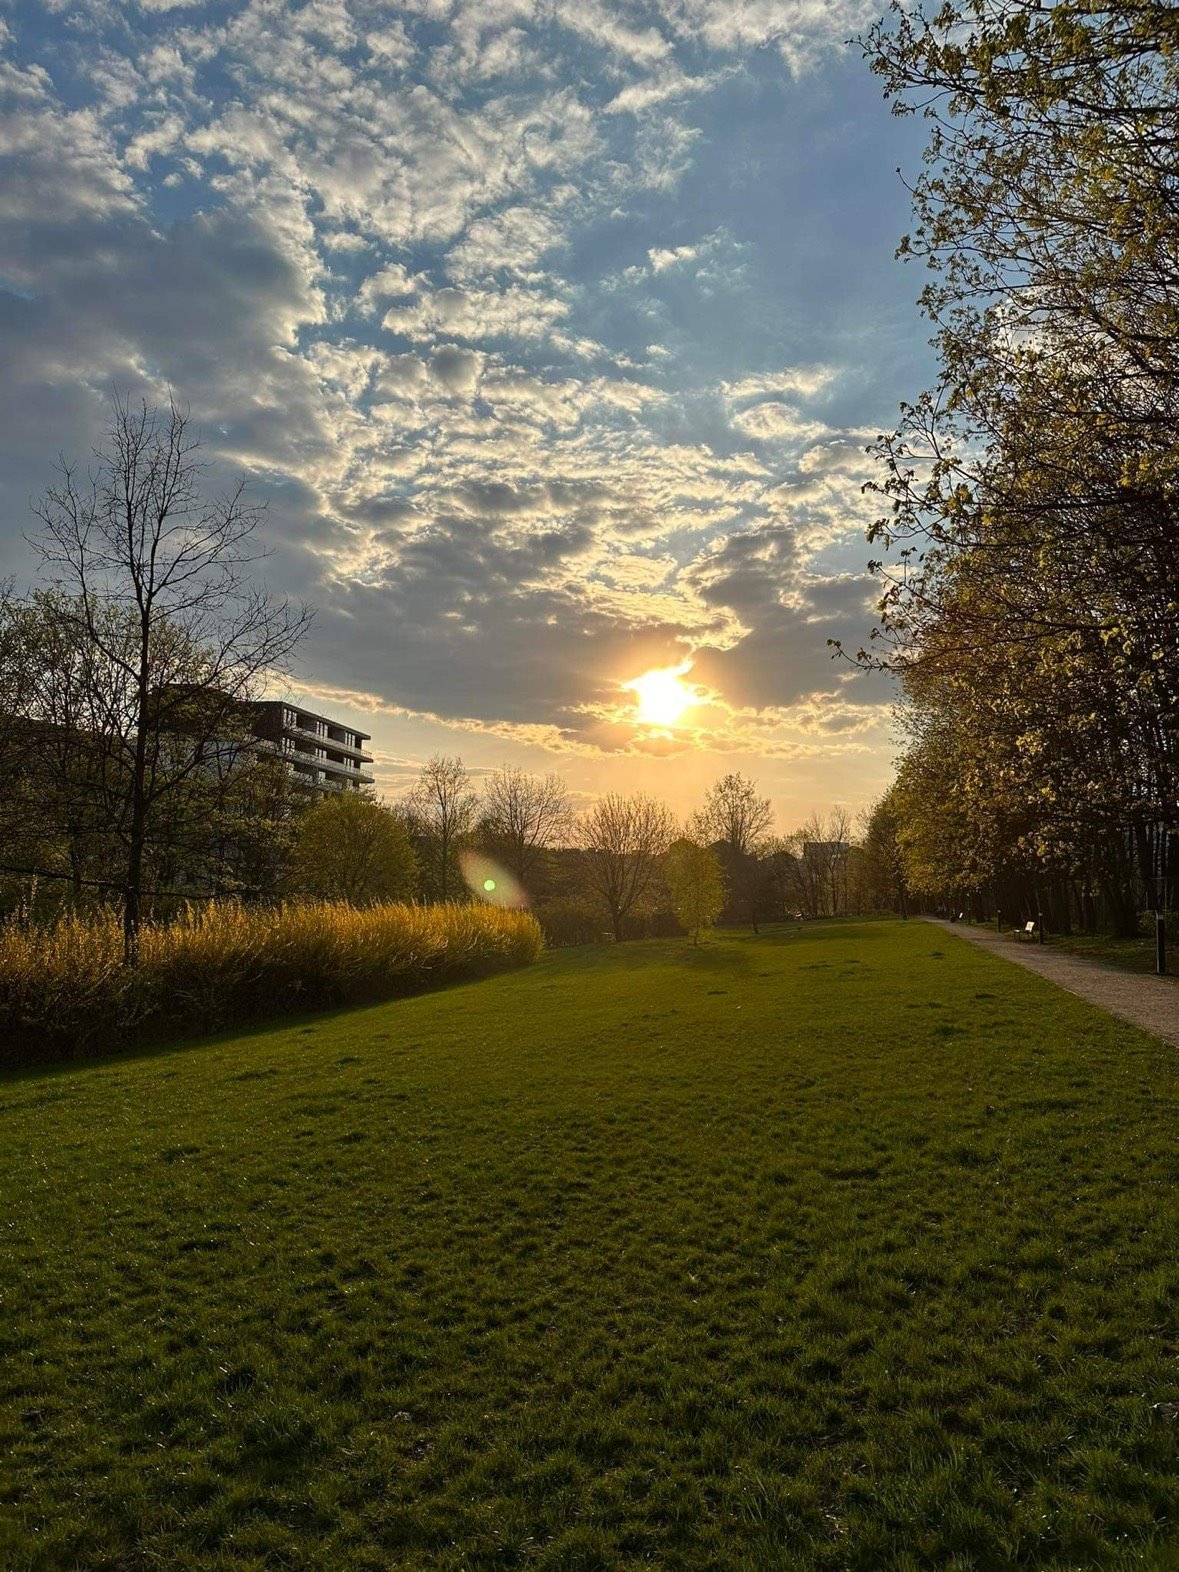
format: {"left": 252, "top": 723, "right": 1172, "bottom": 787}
{"left": 1, "top": 921, "right": 1176, "bottom": 1571}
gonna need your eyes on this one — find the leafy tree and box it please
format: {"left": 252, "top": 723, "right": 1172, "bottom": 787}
{"left": 578, "top": 793, "right": 676, "bottom": 943}
{"left": 290, "top": 793, "right": 416, "bottom": 905}
{"left": 665, "top": 839, "right": 725, "bottom": 944}
{"left": 856, "top": 0, "right": 1179, "bottom": 933}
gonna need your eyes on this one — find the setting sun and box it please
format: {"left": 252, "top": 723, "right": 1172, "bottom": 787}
{"left": 623, "top": 661, "right": 697, "bottom": 728}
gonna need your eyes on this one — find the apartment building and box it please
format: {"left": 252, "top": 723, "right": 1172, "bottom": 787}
{"left": 248, "top": 701, "right": 374, "bottom": 794}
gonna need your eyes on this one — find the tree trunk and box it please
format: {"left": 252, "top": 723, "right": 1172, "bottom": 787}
{"left": 123, "top": 823, "right": 145, "bottom": 966}
{"left": 124, "top": 651, "right": 151, "bottom": 967}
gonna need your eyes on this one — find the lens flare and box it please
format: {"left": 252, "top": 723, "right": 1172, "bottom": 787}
{"left": 623, "top": 660, "right": 696, "bottom": 727}
{"left": 459, "top": 851, "right": 528, "bottom": 909}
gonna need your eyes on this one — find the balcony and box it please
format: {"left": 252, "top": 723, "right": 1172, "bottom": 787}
{"left": 282, "top": 721, "right": 371, "bottom": 763}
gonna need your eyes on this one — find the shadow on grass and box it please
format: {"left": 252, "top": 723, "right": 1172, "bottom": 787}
{"left": 0, "top": 961, "right": 537, "bottom": 1089}
{"left": 3, "top": 919, "right": 909, "bottom": 1089}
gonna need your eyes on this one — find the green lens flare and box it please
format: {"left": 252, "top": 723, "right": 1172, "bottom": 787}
{"left": 483, "top": 878, "right": 497, "bottom": 892}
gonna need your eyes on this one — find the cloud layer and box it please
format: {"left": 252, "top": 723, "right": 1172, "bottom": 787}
{"left": 0, "top": 0, "right": 930, "bottom": 812}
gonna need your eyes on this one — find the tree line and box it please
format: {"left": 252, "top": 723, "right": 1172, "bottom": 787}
{"left": 0, "top": 395, "right": 907, "bottom": 960}
{"left": 853, "top": 0, "right": 1179, "bottom": 937}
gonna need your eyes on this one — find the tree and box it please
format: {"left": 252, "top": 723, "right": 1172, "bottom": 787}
{"left": 860, "top": 792, "right": 908, "bottom": 916}
{"left": 855, "top": 2, "right": 1179, "bottom": 936}
{"left": 480, "top": 766, "right": 571, "bottom": 887}
{"left": 290, "top": 792, "right": 416, "bottom": 905}
{"left": 406, "top": 755, "right": 477, "bottom": 902}
{"left": 30, "top": 395, "right": 309, "bottom": 961}
{"left": 691, "top": 773, "right": 774, "bottom": 931}
{"left": 665, "top": 839, "right": 725, "bottom": 944}
{"left": 578, "top": 792, "right": 676, "bottom": 942}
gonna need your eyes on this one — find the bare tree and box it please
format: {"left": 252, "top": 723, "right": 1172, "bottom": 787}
{"left": 480, "top": 766, "right": 571, "bottom": 887}
{"left": 690, "top": 772, "right": 774, "bottom": 931}
{"left": 785, "top": 809, "right": 853, "bottom": 918}
{"left": 691, "top": 772, "right": 773, "bottom": 853}
{"left": 406, "top": 755, "right": 477, "bottom": 901}
{"left": 31, "top": 394, "right": 310, "bottom": 961}
{"left": 578, "top": 792, "right": 676, "bottom": 942}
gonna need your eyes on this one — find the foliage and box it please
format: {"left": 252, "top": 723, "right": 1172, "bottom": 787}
{"left": 533, "top": 894, "right": 608, "bottom": 948}
{"left": 859, "top": 2, "right": 1179, "bottom": 931}
{"left": 0, "top": 899, "right": 542, "bottom": 1065}
{"left": 0, "top": 922, "right": 1175, "bottom": 1568}
{"left": 665, "top": 838, "right": 725, "bottom": 943}
{"left": 289, "top": 792, "right": 416, "bottom": 905}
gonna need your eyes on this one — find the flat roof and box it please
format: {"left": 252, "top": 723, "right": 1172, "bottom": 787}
{"left": 255, "top": 698, "right": 371, "bottom": 742}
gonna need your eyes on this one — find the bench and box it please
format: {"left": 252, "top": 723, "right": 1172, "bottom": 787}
{"left": 1015, "top": 920, "right": 1038, "bottom": 943}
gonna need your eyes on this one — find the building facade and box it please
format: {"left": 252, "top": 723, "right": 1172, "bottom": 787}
{"left": 249, "top": 701, "right": 374, "bottom": 794}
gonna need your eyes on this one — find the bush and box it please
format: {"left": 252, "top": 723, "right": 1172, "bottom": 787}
{"left": 535, "top": 896, "right": 608, "bottom": 948}
{"left": 0, "top": 900, "right": 544, "bottom": 1067}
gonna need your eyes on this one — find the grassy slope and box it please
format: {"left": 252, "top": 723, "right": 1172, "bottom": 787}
{"left": 1, "top": 921, "right": 1176, "bottom": 1571}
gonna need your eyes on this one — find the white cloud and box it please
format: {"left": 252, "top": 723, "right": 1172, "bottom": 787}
{"left": 0, "top": 0, "right": 895, "bottom": 783}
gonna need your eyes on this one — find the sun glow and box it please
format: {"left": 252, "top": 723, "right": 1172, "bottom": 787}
{"left": 623, "top": 660, "right": 697, "bottom": 728}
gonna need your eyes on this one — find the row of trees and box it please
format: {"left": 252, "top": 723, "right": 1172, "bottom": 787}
{"left": 381, "top": 765, "right": 895, "bottom": 944}
{"left": 854, "top": 0, "right": 1179, "bottom": 935}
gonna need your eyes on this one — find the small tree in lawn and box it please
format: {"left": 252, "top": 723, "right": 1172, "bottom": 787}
{"left": 290, "top": 792, "right": 416, "bottom": 905}
{"left": 31, "top": 395, "right": 310, "bottom": 962}
{"left": 665, "top": 838, "right": 725, "bottom": 944}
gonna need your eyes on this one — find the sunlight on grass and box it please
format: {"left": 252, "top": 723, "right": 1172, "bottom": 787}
{"left": 1, "top": 921, "right": 1175, "bottom": 1568}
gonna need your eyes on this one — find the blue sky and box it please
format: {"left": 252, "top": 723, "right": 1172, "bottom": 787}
{"left": 0, "top": 0, "right": 930, "bottom": 825}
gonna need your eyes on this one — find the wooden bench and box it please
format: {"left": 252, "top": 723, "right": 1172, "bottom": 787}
{"left": 1015, "top": 919, "right": 1038, "bottom": 943}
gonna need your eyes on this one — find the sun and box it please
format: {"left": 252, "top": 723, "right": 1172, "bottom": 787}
{"left": 623, "top": 660, "right": 696, "bottom": 728}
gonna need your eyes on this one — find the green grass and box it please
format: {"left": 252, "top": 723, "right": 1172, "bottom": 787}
{"left": 1042, "top": 930, "right": 1172, "bottom": 978}
{"left": 976, "top": 918, "right": 1172, "bottom": 976}
{"left": 1, "top": 920, "right": 1176, "bottom": 1570}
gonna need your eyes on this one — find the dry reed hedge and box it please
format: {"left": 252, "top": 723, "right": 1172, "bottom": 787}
{"left": 0, "top": 901, "right": 544, "bottom": 1066}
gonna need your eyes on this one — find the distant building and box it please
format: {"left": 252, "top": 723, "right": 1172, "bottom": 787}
{"left": 803, "top": 841, "right": 849, "bottom": 864}
{"left": 248, "top": 701, "right": 374, "bottom": 794}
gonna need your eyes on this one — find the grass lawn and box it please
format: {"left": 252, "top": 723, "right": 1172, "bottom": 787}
{"left": 976, "top": 918, "right": 1172, "bottom": 977}
{"left": 1041, "top": 931, "right": 1172, "bottom": 979}
{"left": 1, "top": 920, "right": 1176, "bottom": 1570}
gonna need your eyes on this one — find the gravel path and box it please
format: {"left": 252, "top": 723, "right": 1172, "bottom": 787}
{"left": 925, "top": 918, "right": 1179, "bottom": 1048}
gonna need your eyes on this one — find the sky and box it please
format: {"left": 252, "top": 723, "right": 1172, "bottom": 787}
{"left": 0, "top": 0, "right": 933, "bottom": 828}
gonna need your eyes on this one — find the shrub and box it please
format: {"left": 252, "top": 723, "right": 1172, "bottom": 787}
{"left": 535, "top": 896, "right": 607, "bottom": 948}
{"left": 0, "top": 900, "right": 544, "bottom": 1067}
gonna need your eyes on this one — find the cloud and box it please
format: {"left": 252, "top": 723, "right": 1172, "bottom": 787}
{"left": 0, "top": 0, "right": 906, "bottom": 797}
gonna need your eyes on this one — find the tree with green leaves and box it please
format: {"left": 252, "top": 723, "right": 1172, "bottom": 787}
{"left": 857, "top": 0, "right": 1179, "bottom": 932}
{"left": 290, "top": 792, "right": 416, "bottom": 906}
{"left": 665, "top": 839, "right": 725, "bottom": 945}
